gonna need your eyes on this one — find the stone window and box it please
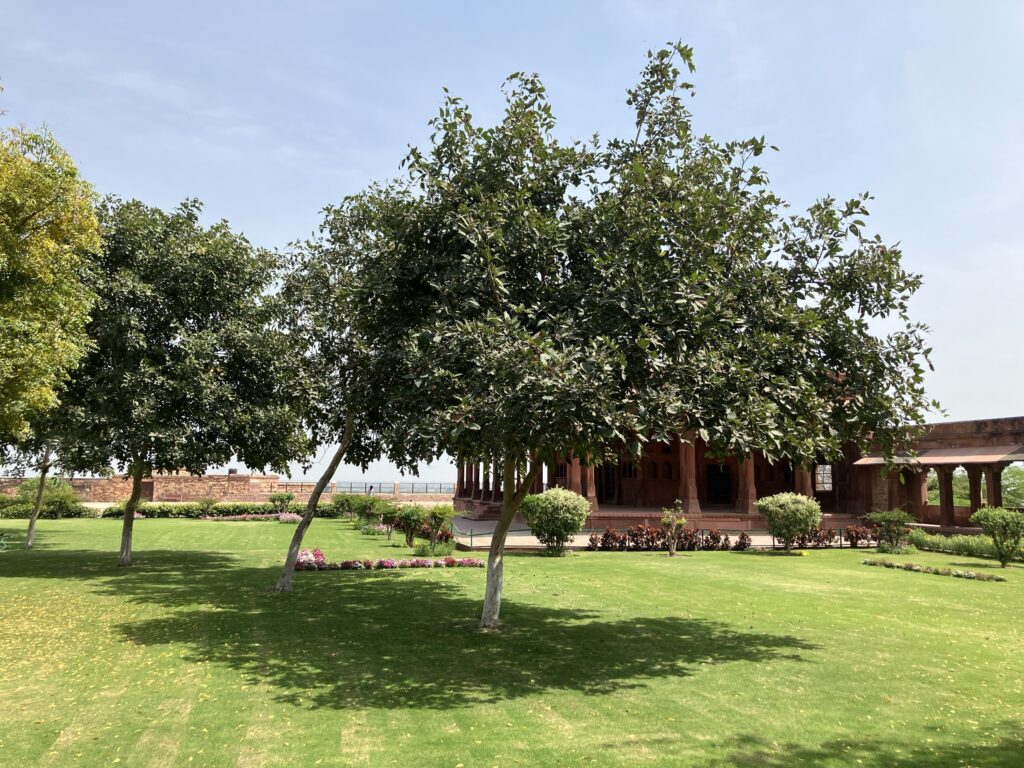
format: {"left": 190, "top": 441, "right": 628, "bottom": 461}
{"left": 815, "top": 464, "right": 833, "bottom": 492}
{"left": 662, "top": 461, "right": 672, "bottom": 480}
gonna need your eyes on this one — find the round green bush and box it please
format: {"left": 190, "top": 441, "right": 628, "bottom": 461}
{"left": 521, "top": 488, "right": 591, "bottom": 555}
{"left": 970, "top": 507, "right": 1024, "bottom": 567}
{"left": 755, "top": 492, "right": 822, "bottom": 551}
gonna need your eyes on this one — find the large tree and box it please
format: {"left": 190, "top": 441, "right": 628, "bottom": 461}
{"left": 269, "top": 224, "right": 392, "bottom": 592}
{"left": 0, "top": 127, "right": 99, "bottom": 436}
{"left": 320, "top": 44, "right": 935, "bottom": 627}
{"left": 61, "top": 198, "right": 307, "bottom": 565}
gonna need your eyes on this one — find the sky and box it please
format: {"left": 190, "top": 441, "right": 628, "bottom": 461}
{"left": 3, "top": 1, "right": 1022, "bottom": 482}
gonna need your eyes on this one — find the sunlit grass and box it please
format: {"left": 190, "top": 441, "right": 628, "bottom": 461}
{"left": 0, "top": 518, "right": 1021, "bottom": 766}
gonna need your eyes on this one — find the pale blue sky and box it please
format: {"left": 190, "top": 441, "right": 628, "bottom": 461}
{"left": 3, "top": 1, "right": 1022, "bottom": 481}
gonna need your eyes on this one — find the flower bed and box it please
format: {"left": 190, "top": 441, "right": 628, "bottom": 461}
{"left": 294, "top": 549, "right": 484, "bottom": 571}
{"left": 861, "top": 558, "right": 1007, "bottom": 582}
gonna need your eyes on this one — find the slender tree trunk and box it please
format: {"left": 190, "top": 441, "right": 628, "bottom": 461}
{"left": 274, "top": 415, "right": 354, "bottom": 593}
{"left": 479, "top": 455, "right": 541, "bottom": 629}
{"left": 25, "top": 450, "right": 51, "bottom": 549}
{"left": 118, "top": 463, "right": 145, "bottom": 567}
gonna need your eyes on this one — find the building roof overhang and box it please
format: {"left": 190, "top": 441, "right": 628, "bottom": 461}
{"left": 854, "top": 445, "right": 1024, "bottom": 467}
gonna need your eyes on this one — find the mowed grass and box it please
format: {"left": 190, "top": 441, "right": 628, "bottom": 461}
{"left": 0, "top": 520, "right": 1022, "bottom": 767}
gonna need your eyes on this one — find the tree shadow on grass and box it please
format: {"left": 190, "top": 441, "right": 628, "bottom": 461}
{"left": 948, "top": 561, "right": 1016, "bottom": 570}
{"left": 0, "top": 549, "right": 819, "bottom": 711}
{"left": 692, "top": 727, "right": 1024, "bottom": 767}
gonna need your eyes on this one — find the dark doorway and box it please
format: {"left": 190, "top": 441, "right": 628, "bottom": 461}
{"left": 596, "top": 465, "right": 617, "bottom": 504}
{"left": 706, "top": 465, "right": 731, "bottom": 505}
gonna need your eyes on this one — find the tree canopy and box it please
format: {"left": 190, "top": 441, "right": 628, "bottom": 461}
{"left": 0, "top": 127, "right": 99, "bottom": 436}
{"left": 60, "top": 197, "right": 307, "bottom": 565}
{"left": 310, "top": 43, "right": 935, "bottom": 626}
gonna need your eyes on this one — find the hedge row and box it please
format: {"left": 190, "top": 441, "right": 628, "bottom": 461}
{"left": 906, "top": 527, "right": 1023, "bottom": 563}
{"left": 100, "top": 501, "right": 342, "bottom": 519}
{"left": 0, "top": 497, "right": 90, "bottom": 519}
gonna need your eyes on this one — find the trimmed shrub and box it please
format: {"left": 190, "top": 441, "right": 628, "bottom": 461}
{"left": 628, "top": 524, "right": 665, "bottom": 552}
{"left": 100, "top": 501, "right": 335, "bottom": 519}
{"left": 599, "top": 527, "right": 628, "bottom": 551}
{"left": 969, "top": 507, "right": 1024, "bottom": 567}
{"left": 414, "top": 540, "right": 455, "bottom": 557}
{"left": 521, "top": 489, "right": 590, "bottom": 555}
{"left": 660, "top": 501, "right": 686, "bottom": 557}
{"left": 906, "top": 527, "right": 1017, "bottom": 562}
{"left": 732, "top": 531, "right": 752, "bottom": 551}
{"left": 845, "top": 525, "right": 874, "bottom": 548}
{"left": 369, "top": 500, "right": 401, "bottom": 540}
{"left": 756, "top": 492, "right": 822, "bottom": 551}
{"left": 866, "top": 509, "right": 914, "bottom": 553}
{"left": 396, "top": 505, "right": 429, "bottom": 547}
{"left": 268, "top": 492, "right": 295, "bottom": 513}
{"left": 423, "top": 504, "right": 455, "bottom": 553}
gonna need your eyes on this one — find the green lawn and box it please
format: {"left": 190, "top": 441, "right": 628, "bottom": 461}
{"left": 0, "top": 520, "right": 1021, "bottom": 767}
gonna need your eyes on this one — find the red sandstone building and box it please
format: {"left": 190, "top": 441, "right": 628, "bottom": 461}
{"left": 453, "top": 416, "right": 1024, "bottom": 530}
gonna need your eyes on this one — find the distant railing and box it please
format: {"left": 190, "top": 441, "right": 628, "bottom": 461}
{"left": 397, "top": 482, "right": 455, "bottom": 495}
{"left": 328, "top": 481, "right": 455, "bottom": 496}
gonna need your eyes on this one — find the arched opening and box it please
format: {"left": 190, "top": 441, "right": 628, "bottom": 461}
{"left": 1002, "top": 461, "right": 1023, "bottom": 509}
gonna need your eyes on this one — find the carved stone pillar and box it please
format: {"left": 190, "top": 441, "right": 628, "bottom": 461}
{"left": 905, "top": 469, "right": 929, "bottom": 520}
{"left": 736, "top": 454, "right": 757, "bottom": 515}
{"left": 985, "top": 464, "right": 1004, "bottom": 508}
{"left": 456, "top": 462, "right": 465, "bottom": 498}
{"left": 569, "top": 456, "right": 583, "bottom": 495}
{"left": 966, "top": 466, "right": 983, "bottom": 512}
{"left": 583, "top": 461, "right": 598, "bottom": 510}
{"left": 676, "top": 434, "right": 701, "bottom": 515}
{"left": 937, "top": 466, "right": 955, "bottom": 527}
{"left": 794, "top": 467, "right": 814, "bottom": 498}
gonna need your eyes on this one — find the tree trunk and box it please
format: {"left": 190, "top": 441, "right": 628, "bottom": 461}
{"left": 25, "top": 451, "right": 51, "bottom": 549}
{"left": 479, "top": 455, "right": 541, "bottom": 629}
{"left": 274, "top": 415, "right": 354, "bottom": 593}
{"left": 118, "top": 463, "right": 145, "bottom": 567}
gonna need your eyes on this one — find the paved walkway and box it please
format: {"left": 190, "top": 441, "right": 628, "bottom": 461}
{"left": 451, "top": 516, "right": 783, "bottom": 551}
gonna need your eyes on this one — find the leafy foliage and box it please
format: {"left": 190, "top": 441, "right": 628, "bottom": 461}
{"left": 521, "top": 489, "right": 590, "bottom": 555}
{"left": 865, "top": 509, "right": 914, "bottom": 552}
{"left": 423, "top": 503, "right": 455, "bottom": 553}
{"left": 308, "top": 42, "right": 935, "bottom": 624}
{"left": 756, "top": 492, "right": 822, "bottom": 551}
{"left": 969, "top": 507, "right": 1024, "bottom": 567}
{"left": 906, "top": 527, "right": 1022, "bottom": 564}
{"left": 58, "top": 198, "right": 307, "bottom": 564}
{"left": 268, "top": 493, "right": 295, "bottom": 513}
{"left": 0, "top": 127, "right": 99, "bottom": 436}
{"left": 14, "top": 477, "right": 83, "bottom": 518}
{"left": 661, "top": 500, "right": 687, "bottom": 556}
{"left": 395, "top": 505, "right": 429, "bottom": 547}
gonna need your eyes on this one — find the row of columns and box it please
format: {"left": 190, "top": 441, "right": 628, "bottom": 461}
{"left": 455, "top": 448, "right": 821, "bottom": 517}
{"left": 455, "top": 458, "right": 547, "bottom": 502}
{"left": 905, "top": 463, "right": 1005, "bottom": 527}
